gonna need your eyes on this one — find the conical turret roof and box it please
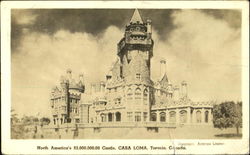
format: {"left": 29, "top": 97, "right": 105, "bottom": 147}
{"left": 130, "top": 9, "right": 143, "bottom": 24}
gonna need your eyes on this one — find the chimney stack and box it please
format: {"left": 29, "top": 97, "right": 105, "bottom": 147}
{"left": 79, "top": 73, "right": 84, "bottom": 84}
{"left": 173, "top": 85, "right": 180, "bottom": 100}
{"left": 181, "top": 81, "right": 188, "bottom": 98}
{"left": 146, "top": 19, "right": 152, "bottom": 36}
{"left": 66, "top": 68, "right": 72, "bottom": 81}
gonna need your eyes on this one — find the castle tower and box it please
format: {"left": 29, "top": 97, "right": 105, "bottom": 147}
{"left": 115, "top": 9, "right": 154, "bottom": 122}
{"left": 117, "top": 9, "right": 154, "bottom": 85}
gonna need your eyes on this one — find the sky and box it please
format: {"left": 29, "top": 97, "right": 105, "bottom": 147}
{"left": 11, "top": 9, "right": 242, "bottom": 117}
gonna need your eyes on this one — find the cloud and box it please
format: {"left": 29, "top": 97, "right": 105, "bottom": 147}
{"left": 11, "top": 9, "right": 242, "bottom": 117}
{"left": 151, "top": 10, "right": 241, "bottom": 101}
{"left": 12, "top": 10, "right": 37, "bottom": 25}
{"left": 12, "top": 26, "right": 123, "bottom": 117}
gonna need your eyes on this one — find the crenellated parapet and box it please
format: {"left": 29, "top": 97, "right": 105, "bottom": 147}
{"left": 50, "top": 69, "right": 85, "bottom": 125}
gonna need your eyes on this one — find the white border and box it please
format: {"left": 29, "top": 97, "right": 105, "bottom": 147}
{"left": 1, "top": 1, "right": 249, "bottom": 154}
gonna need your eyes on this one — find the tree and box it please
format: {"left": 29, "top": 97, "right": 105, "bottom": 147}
{"left": 213, "top": 101, "right": 242, "bottom": 135}
{"left": 11, "top": 109, "right": 19, "bottom": 124}
{"left": 40, "top": 117, "right": 51, "bottom": 126}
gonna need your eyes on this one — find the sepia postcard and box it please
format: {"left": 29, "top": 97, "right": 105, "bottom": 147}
{"left": 1, "top": 1, "right": 249, "bottom": 154}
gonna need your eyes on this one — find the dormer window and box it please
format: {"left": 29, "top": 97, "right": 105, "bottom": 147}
{"left": 136, "top": 73, "right": 141, "bottom": 80}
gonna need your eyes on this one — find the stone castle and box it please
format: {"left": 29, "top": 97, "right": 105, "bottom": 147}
{"left": 50, "top": 9, "right": 214, "bottom": 127}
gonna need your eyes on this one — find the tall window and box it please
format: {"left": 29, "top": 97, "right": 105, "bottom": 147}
{"left": 143, "top": 89, "right": 148, "bottom": 103}
{"left": 150, "top": 113, "right": 157, "bottom": 121}
{"left": 135, "top": 112, "right": 141, "bottom": 122}
{"left": 127, "top": 88, "right": 133, "bottom": 100}
{"left": 108, "top": 113, "right": 113, "bottom": 122}
{"left": 116, "top": 112, "right": 121, "bottom": 122}
{"left": 101, "top": 113, "right": 106, "bottom": 122}
{"left": 160, "top": 112, "right": 166, "bottom": 122}
{"left": 196, "top": 111, "right": 201, "bottom": 123}
{"left": 135, "top": 88, "right": 141, "bottom": 100}
{"left": 179, "top": 110, "right": 187, "bottom": 123}
{"left": 205, "top": 111, "right": 209, "bottom": 123}
{"left": 127, "top": 112, "right": 133, "bottom": 121}
{"left": 143, "top": 112, "right": 148, "bottom": 121}
{"left": 169, "top": 111, "right": 176, "bottom": 123}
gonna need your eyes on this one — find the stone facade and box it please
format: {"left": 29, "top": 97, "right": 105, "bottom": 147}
{"left": 50, "top": 69, "right": 85, "bottom": 125}
{"left": 50, "top": 9, "right": 214, "bottom": 126}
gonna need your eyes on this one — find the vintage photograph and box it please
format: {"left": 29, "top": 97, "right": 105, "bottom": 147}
{"left": 10, "top": 8, "right": 243, "bottom": 140}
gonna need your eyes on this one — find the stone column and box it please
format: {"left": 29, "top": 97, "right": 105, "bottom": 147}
{"left": 186, "top": 107, "right": 190, "bottom": 124}
{"left": 157, "top": 111, "right": 160, "bottom": 122}
{"left": 209, "top": 109, "right": 213, "bottom": 124}
{"left": 201, "top": 108, "right": 205, "bottom": 124}
{"left": 176, "top": 109, "right": 179, "bottom": 124}
{"left": 193, "top": 109, "right": 196, "bottom": 124}
{"left": 166, "top": 109, "right": 170, "bottom": 123}
{"left": 113, "top": 113, "right": 116, "bottom": 122}
{"left": 106, "top": 114, "right": 108, "bottom": 122}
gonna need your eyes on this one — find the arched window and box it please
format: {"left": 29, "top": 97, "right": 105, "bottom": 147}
{"left": 205, "top": 111, "right": 209, "bottom": 123}
{"left": 135, "top": 88, "right": 141, "bottom": 98}
{"left": 196, "top": 110, "right": 201, "bottom": 123}
{"left": 160, "top": 112, "right": 166, "bottom": 122}
{"left": 143, "top": 89, "right": 148, "bottom": 102}
{"left": 127, "top": 88, "right": 133, "bottom": 100}
{"left": 150, "top": 113, "right": 157, "bottom": 121}
{"left": 100, "top": 113, "right": 106, "bottom": 122}
{"left": 179, "top": 110, "right": 187, "bottom": 123}
{"left": 108, "top": 113, "right": 113, "bottom": 122}
{"left": 116, "top": 112, "right": 121, "bottom": 122}
{"left": 169, "top": 111, "right": 176, "bottom": 123}
{"left": 135, "top": 88, "right": 141, "bottom": 104}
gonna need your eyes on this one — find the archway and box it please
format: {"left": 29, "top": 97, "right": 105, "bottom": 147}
{"left": 160, "top": 112, "right": 166, "bottom": 122}
{"left": 108, "top": 113, "right": 113, "bottom": 122}
{"left": 100, "top": 113, "right": 106, "bottom": 122}
{"left": 116, "top": 112, "right": 121, "bottom": 122}
{"left": 205, "top": 111, "right": 209, "bottom": 123}
{"left": 179, "top": 110, "right": 187, "bottom": 123}
{"left": 169, "top": 111, "right": 176, "bottom": 123}
{"left": 196, "top": 111, "right": 201, "bottom": 123}
{"left": 150, "top": 113, "right": 157, "bottom": 121}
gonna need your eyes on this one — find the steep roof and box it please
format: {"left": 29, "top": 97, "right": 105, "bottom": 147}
{"left": 130, "top": 9, "right": 143, "bottom": 24}
{"left": 159, "top": 73, "right": 168, "bottom": 88}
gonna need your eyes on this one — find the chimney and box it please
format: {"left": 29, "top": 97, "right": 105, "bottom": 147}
{"left": 173, "top": 85, "right": 180, "bottom": 100}
{"left": 181, "top": 81, "right": 188, "bottom": 98}
{"left": 66, "top": 68, "right": 72, "bottom": 81}
{"left": 79, "top": 74, "right": 84, "bottom": 84}
{"left": 60, "top": 76, "right": 65, "bottom": 84}
{"left": 146, "top": 19, "right": 152, "bottom": 35}
{"left": 160, "top": 59, "right": 166, "bottom": 79}
{"left": 167, "top": 82, "right": 173, "bottom": 98}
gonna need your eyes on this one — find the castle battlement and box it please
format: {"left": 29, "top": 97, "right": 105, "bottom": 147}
{"left": 50, "top": 9, "right": 213, "bottom": 126}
